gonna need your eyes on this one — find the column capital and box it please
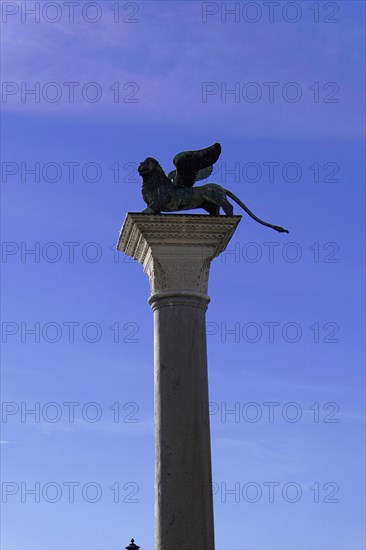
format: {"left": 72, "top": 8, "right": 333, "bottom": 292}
{"left": 117, "top": 213, "right": 241, "bottom": 298}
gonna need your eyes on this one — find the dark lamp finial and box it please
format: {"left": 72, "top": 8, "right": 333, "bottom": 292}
{"left": 125, "top": 538, "right": 140, "bottom": 550}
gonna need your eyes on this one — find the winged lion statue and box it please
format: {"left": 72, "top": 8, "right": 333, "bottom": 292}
{"left": 138, "top": 143, "right": 289, "bottom": 233}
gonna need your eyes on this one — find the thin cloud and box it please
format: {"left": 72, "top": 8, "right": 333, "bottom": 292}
{"left": 2, "top": 2, "right": 363, "bottom": 138}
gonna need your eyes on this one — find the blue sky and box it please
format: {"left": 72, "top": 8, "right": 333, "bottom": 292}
{"left": 1, "top": 1, "right": 365, "bottom": 549}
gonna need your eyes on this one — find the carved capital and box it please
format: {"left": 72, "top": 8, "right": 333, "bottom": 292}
{"left": 117, "top": 213, "right": 241, "bottom": 298}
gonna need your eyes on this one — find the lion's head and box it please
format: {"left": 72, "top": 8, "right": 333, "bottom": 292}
{"left": 138, "top": 157, "right": 172, "bottom": 207}
{"left": 138, "top": 157, "right": 161, "bottom": 177}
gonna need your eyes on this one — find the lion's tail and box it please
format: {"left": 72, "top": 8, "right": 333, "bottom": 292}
{"left": 225, "top": 190, "right": 289, "bottom": 234}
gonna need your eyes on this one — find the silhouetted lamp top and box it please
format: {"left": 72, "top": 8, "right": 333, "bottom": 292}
{"left": 125, "top": 538, "right": 140, "bottom": 550}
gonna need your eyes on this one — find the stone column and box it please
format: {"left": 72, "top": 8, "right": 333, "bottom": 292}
{"left": 117, "top": 214, "right": 241, "bottom": 550}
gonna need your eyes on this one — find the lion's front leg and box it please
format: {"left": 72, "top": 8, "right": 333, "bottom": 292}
{"left": 142, "top": 205, "right": 161, "bottom": 215}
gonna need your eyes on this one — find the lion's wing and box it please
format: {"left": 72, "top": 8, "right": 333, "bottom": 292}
{"left": 170, "top": 143, "right": 221, "bottom": 188}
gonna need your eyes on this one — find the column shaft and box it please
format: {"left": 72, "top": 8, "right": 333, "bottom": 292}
{"left": 151, "top": 295, "right": 214, "bottom": 549}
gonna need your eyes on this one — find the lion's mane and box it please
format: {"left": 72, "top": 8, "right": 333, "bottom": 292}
{"left": 141, "top": 158, "right": 172, "bottom": 205}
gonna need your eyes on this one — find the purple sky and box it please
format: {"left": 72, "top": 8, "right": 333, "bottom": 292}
{"left": 1, "top": 1, "right": 365, "bottom": 549}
